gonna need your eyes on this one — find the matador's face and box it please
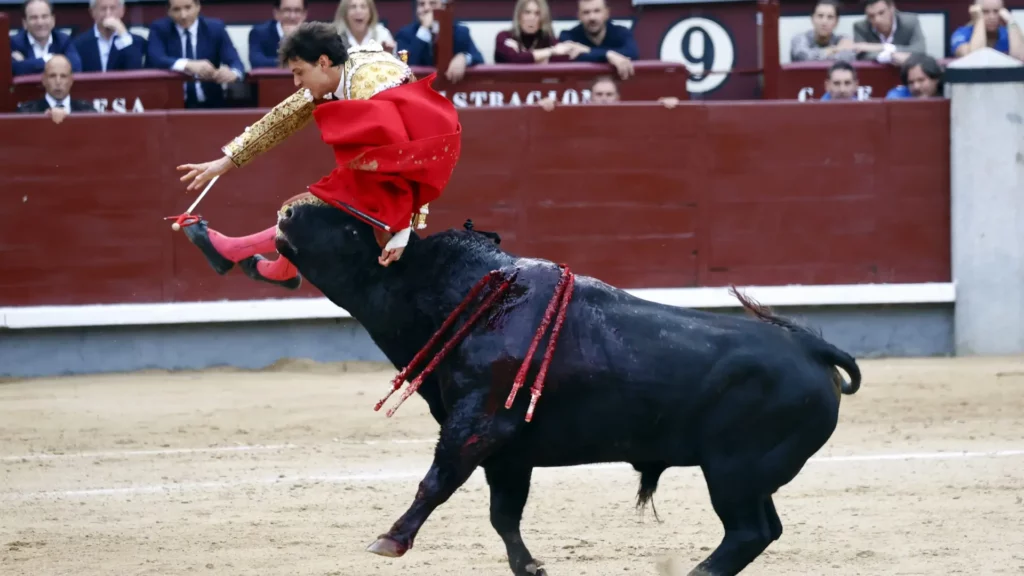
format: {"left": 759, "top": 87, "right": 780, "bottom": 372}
{"left": 288, "top": 55, "right": 343, "bottom": 100}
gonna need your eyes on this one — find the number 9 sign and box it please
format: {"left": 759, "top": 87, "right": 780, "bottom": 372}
{"left": 659, "top": 17, "right": 735, "bottom": 95}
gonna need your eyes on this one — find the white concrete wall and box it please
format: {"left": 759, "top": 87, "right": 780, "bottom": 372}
{"left": 948, "top": 48, "right": 1024, "bottom": 355}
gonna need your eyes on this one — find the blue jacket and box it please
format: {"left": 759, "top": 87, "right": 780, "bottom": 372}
{"left": 248, "top": 19, "right": 282, "bottom": 69}
{"left": 146, "top": 15, "right": 246, "bottom": 106}
{"left": 557, "top": 22, "right": 638, "bottom": 62}
{"left": 10, "top": 29, "right": 82, "bottom": 76}
{"left": 72, "top": 26, "right": 147, "bottom": 72}
{"left": 394, "top": 21, "right": 483, "bottom": 68}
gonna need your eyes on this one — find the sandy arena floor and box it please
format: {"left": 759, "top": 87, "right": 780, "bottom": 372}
{"left": 2, "top": 357, "right": 1024, "bottom": 576}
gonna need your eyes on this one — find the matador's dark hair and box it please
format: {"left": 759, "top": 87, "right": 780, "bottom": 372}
{"left": 278, "top": 22, "right": 349, "bottom": 67}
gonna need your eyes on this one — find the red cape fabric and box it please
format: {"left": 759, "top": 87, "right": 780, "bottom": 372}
{"left": 307, "top": 72, "right": 462, "bottom": 232}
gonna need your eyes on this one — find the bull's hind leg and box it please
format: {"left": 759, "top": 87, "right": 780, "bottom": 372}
{"left": 484, "top": 463, "right": 546, "bottom": 576}
{"left": 688, "top": 487, "right": 778, "bottom": 576}
{"left": 367, "top": 394, "right": 514, "bottom": 558}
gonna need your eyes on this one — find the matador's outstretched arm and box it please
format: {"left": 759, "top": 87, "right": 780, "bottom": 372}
{"left": 177, "top": 88, "right": 316, "bottom": 190}
{"left": 221, "top": 88, "right": 317, "bottom": 167}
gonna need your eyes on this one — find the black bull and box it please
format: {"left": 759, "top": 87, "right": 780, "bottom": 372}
{"left": 273, "top": 196, "right": 862, "bottom": 576}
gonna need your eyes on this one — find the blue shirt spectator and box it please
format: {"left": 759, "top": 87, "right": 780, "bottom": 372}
{"left": 951, "top": 23, "right": 1010, "bottom": 55}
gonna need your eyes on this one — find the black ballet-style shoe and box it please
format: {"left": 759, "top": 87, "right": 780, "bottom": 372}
{"left": 182, "top": 219, "right": 234, "bottom": 275}
{"left": 238, "top": 255, "right": 302, "bottom": 290}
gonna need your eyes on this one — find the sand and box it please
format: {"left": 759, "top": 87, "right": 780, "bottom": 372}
{"left": 2, "top": 356, "right": 1023, "bottom": 576}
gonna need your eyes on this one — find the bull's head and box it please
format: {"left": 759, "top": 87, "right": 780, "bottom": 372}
{"left": 274, "top": 193, "right": 384, "bottom": 286}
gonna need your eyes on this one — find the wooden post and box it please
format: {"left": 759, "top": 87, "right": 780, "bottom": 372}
{"left": 758, "top": 0, "right": 780, "bottom": 99}
{"left": 433, "top": 0, "right": 454, "bottom": 73}
{"left": 0, "top": 13, "right": 14, "bottom": 113}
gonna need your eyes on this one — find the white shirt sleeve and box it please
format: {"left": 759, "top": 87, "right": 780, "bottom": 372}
{"left": 172, "top": 58, "right": 189, "bottom": 72}
{"left": 113, "top": 32, "right": 133, "bottom": 50}
{"left": 384, "top": 227, "right": 411, "bottom": 251}
{"left": 876, "top": 43, "right": 896, "bottom": 64}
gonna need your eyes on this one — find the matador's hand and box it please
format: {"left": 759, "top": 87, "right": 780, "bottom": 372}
{"left": 178, "top": 156, "right": 235, "bottom": 191}
{"left": 379, "top": 246, "right": 405, "bottom": 267}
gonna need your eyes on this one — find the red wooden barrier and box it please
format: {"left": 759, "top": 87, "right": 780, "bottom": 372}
{"left": 250, "top": 61, "right": 690, "bottom": 108}
{"left": 0, "top": 100, "right": 950, "bottom": 307}
{"left": 11, "top": 70, "right": 186, "bottom": 113}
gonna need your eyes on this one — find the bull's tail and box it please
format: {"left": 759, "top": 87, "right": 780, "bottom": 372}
{"left": 632, "top": 462, "right": 667, "bottom": 522}
{"left": 729, "top": 286, "right": 861, "bottom": 395}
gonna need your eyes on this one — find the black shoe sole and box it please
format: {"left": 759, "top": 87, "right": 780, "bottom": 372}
{"left": 182, "top": 220, "right": 235, "bottom": 275}
{"left": 238, "top": 256, "right": 302, "bottom": 290}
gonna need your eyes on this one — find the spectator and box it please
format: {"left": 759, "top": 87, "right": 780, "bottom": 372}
{"left": 950, "top": 0, "right": 1024, "bottom": 61}
{"left": 10, "top": 0, "right": 82, "bottom": 77}
{"left": 538, "top": 76, "right": 679, "bottom": 110}
{"left": 558, "top": 0, "right": 637, "bottom": 79}
{"left": 852, "top": 0, "right": 927, "bottom": 66}
{"left": 820, "top": 60, "right": 861, "bottom": 100}
{"left": 886, "top": 53, "right": 944, "bottom": 98}
{"left": 248, "top": 0, "right": 307, "bottom": 69}
{"left": 16, "top": 55, "right": 93, "bottom": 123}
{"left": 334, "top": 0, "right": 396, "bottom": 52}
{"left": 494, "top": 0, "right": 570, "bottom": 64}
{"left": 395, "top": 0, "right": 483, "bottom": 83}
{"left": 146, "top": 0, "right": 246, "bottom": 109}
{"left": 790, "top": 0, "right": 856, "bottom": 62}
{"left": 589, "top": 74, "right": 619, "bottom": 103}
{"left": 72, "top": 0, "right": 147, "bottom": 72}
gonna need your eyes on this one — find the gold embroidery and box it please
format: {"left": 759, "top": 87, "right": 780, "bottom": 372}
{"left": 343, "top": 41, "right": 413, "bottom": 101}
{"left": 222, "top": 88, "right": 316, "bottom": 168}
{"left": 279, "top": 192, "right": 326, "bottom": 215}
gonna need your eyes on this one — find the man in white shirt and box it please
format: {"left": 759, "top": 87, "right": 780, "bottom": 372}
{"left": 10, "top": 0, "right": 83, "bottom": 76}
{"left": 71, "top": 0, "right": 148, "bottom": 72}
{"left": 16, "top": 55, "right": 95, "bottom": 123}
{"left": 852, "top": 0, "right": 928, "bottom": 66}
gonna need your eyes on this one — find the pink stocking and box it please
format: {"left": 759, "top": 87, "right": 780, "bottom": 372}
{"left": 208, "top": 226, "right": 278, "bottom": 263}
{"left": 256, "top": 256, "right": 299, "bottom": 281}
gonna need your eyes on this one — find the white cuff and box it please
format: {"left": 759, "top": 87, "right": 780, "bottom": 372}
{"left": 416, "top": 26, "right": 432, "bottom": 43}
{"left": 172, "top": 58, "right": 188, "bottom": 72}
{"left": 876, "top": 43, "right": 895, "bottom": 64}
{"left": 42, "top": 53, "right": 53, "bottom": 62}
{"left": 385, "top": 227, "right": 411, "bottom": 250}
{"left": 113, "top": 32, "right": 132, "bottom": 49}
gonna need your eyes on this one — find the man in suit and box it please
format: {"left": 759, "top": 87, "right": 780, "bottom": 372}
{"left": 146, "top": 0, "right": 246, "bottom": 108}
{"left": 248, "top": 0, "right": 307, "bottom": 69}
{"left": 852, "top": 0, "right": 927, "bottom": 65}
{"left": 10, "top": 0, "right": 83, "bottom": 76}
{"left": 16, "top": 55, "right": 94, "bottom": 124}
{"left": 395, "top": 0, "right": 482, "bottom": 82}
{"left": 72, "top": 0, "right": 147, "bottom": 72}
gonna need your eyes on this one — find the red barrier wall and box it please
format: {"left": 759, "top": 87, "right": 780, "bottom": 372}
{"left": 0, "top": 101, "right": 950, "bottom": 307}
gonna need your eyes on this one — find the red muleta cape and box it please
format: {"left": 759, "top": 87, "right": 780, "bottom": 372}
{"left": 307, "top": 72, "right": 462, "bottom": 233}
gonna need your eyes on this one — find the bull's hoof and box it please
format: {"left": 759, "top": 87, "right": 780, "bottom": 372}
{"left": 366, "top": 535, "right": 407, "bottom": 558}
{"left": 238, "top": 256, "right": 302, "bottom": 290}
{"left": 524, "top": 560, "right": 547, "bottom": 575}
{"left": 182, "top": 220, "right": 234, "bottom": 275}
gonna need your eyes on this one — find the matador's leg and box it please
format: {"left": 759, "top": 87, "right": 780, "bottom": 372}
{"left": 184, "top": 219, "right": 301, "bottom": 290}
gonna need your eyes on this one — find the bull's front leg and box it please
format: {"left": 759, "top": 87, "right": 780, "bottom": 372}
{"left": 367, "top": 389, "right": 509, "bottom": 557}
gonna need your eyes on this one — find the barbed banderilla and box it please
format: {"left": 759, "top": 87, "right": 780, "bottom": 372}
{"left": 375, "top": 264, "right": 576, "bottom": 423}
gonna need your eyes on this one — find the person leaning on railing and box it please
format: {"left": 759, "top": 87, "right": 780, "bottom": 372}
{"left": 790, "top": 0, "right": 857, "bottom": 62}
{"left": 494, "top": 0, "right": 579, "bottom": 64}
{"left": 950, "top": 0, "right": 1024, "bottom": 61}
{"left": 557, "top": 0, "right": 637, "bottom": 79}
{"left": 885, "top": 53, "right": 944, "bottom": 99}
